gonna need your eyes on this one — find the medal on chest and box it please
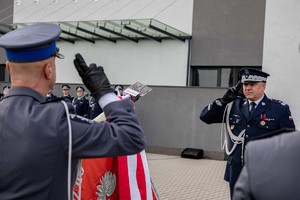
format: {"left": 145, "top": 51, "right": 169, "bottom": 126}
{"left": 260, "top": 114, "right": 266, "bottom": 126}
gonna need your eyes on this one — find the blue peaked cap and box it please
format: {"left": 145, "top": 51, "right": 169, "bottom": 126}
{"left": 0, "top": 23, "right": 63, "bottom": 62}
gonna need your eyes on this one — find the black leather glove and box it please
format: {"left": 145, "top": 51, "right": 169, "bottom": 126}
{"left": 73, "top": 53, "right": 114, "bottom": 101}
{"left": 220, "top": 81, "right": 242, "bottom": 104}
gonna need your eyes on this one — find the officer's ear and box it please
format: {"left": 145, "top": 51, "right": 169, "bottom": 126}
{"left": 44, "top": 62, "right": 54, "bottom": 80}
{"left": 5, "top": 61, "right": 11, "bottom": 75}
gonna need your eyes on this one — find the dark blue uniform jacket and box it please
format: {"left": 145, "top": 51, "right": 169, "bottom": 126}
{"left": 72, "top": 96, "right": 89, "bottom": 117}
{"left": 200, "top": 95, "right": 295, "bottom": 188}
{"left": 0, "top": 87, "right": 145, "bottom": 200}
{"left": 88, "top": 97, "right": 103, "bottom": 120}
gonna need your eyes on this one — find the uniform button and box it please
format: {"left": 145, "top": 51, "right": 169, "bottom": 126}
{"left": 245, "top": 135, "right": 249, "bottom": 138}
{"left": 247, "top": 125, "right": 250, "bottom": 128}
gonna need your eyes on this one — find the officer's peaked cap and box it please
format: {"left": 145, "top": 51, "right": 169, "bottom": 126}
{"left": 62, "top": 84, "right": 70, "bottom": 90}
{"left": 3, "top": 86, "right": 10, "bottom": 90}
{"left": 76, "top": 86, "right": 85, "bottom": 92}
{"left": 0, "top": 23, "right": 63, "bottom": 62}
{"left": 114, "top": 84, "right": 124, "bottom": 90}
{"left": 240, "top": 68, "right": 270, "bottom": 83}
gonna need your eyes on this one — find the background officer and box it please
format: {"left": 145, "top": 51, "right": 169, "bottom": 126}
{"left": 45, "top": 89, "right": 57, "bottom": 101}
{"left": 114, "top": 84, "right": 124, "bottom": 96}
{"left": 200, "top": 68, "right": 295, "bottom": 198}
{"left": 61, "top": 84, "right": 74, "bottom": 102}
{"left": 72, "top": 86, "right": 89, "bottom": 117}
{"left": 0, "top": 23, "right": 145, "bottom": 200}
{"left": 88, "top": 96, "right": 103, "bottom": 119}
{"left": 0, "top": 85, "right": 10, "bottom": 101}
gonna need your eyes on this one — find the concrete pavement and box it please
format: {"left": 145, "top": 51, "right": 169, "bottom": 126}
{"left": 147, "top": 153, "right": 230, "bottom": 200}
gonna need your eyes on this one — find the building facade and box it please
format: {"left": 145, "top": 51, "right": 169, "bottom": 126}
{"left": 0, "top": 0, "right": 299, "bottom": 159}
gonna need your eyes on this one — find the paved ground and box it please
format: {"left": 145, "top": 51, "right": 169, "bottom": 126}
{"left": 147, "top": 153, "right": 230, "bottom": 200}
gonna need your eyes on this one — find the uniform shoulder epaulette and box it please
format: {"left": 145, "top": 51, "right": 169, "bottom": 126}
{"left": 270, "top": 98, "right": 286, "bottom": 106}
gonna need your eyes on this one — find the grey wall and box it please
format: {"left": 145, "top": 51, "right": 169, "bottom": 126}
{"left": 0, "top": 82, "right": 226, "bottom": 159}
{"left": 262, "top": 0, "right": 300, "bottom": 128}
{"left": 191, "top": 0, "right": 266, "bottom": 66}
{"left": 134, "top": 86, "right": 226, "bottom": 159}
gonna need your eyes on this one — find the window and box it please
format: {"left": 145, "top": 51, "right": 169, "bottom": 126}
{"left": 191, "top": 66, "right": 261, "bottom": 87}
{"left": 0, "top": 64, "right": 10, "bottom": 82}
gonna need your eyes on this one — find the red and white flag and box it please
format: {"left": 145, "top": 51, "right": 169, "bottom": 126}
{"left": 73, "top": 151, "right": 159, "bottom": 200}
{"left": 118, "top": 150, "right": 158, "bottom": 200}
{"left": 73, "top": 95, "right": 159, "bottom": 199}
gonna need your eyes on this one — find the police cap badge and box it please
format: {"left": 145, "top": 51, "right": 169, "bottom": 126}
{"left": 240, "top": 68, "right": 270, "bottom": 83}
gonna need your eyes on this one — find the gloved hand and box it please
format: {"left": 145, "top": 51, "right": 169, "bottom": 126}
{"left": 73, "top": 53, "right": 114, "bottom": 101}
{"left": 220, "top": 81, "right": 242, "bottom": 104}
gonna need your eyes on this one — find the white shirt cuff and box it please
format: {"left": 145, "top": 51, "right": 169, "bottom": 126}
{"left": 98, "top": 92, "right": 120, "bottom": 108}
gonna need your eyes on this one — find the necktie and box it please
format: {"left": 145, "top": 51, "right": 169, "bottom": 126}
{"left": 249, "top": 102, "right": 256, "bottom": 116}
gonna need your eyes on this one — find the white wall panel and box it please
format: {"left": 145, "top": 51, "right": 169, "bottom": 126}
{"left": 13, "top": 0, "right": 192, "bottom": 86}
{"left": 263, "top": 0, "right": 300, "bottom": 128}
{"left": 56, "top": 39, "right": 188, "bottom": 86}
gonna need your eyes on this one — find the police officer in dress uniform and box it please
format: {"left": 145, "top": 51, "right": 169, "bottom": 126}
{"left": 45, "top": 89, "right": 57, "bottom": 101}
{"left": 114, "top": 84, "right": 124, "bottom": 96}
{"left": 72, "top": 86, "right": 89, "bottom": 117}
{"left": 61, "top": 84, "right": 74, "bottom": 102}
{"left": 0, "top": 23, "right": 145, "bottom": 200}
{"left": 88, "top": 96, "right": 103, "bottom": 119}
{"left": 200, "top": 68, "right": 295, "bottom": 198}
{"left": 0, "top": 85, "right": 10, "bottom": 101}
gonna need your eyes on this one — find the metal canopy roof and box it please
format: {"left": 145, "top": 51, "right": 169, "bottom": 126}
{"left": 0, "top": 19, "right": 191, "bottom": 44}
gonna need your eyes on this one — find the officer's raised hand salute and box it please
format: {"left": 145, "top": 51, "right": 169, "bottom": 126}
{"left": 220, "top": 81, "right": 242, "bottom": 104}
{"left": 0, "top": 23, "right": 145, "bottom": 200}
{"left": 200, "top": 68, "right": 295, "bottom": 199}
{"left": 74, "top": 53, "right": 114, "bottom": 101}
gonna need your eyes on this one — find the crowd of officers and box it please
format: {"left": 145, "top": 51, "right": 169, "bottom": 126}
{"left": 0, "top": 82, "right": 125, "bottom": 120}
{"left": 44, "top": 84, "right": 105, "bottom": 119}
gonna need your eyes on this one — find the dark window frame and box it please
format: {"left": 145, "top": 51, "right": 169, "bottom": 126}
{"left": 0, "top": 64, "right": 10, "bottom": 82}
{"left": 191, "top": 66, "right": 261, "bottom": 87}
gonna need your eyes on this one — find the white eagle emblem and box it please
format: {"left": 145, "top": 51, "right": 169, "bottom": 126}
{"left": 96, "top": 171, "right": 117, "bottom": 200}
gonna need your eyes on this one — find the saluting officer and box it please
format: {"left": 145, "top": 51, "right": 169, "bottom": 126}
{"left": 72, "top": 86, "right": 89, "bottom": 117}
{"left": 200, "top": 68, "right": 295, "bottom": 198}
{"left": 0, "top": 23, "right": 145, "bottom": 200}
